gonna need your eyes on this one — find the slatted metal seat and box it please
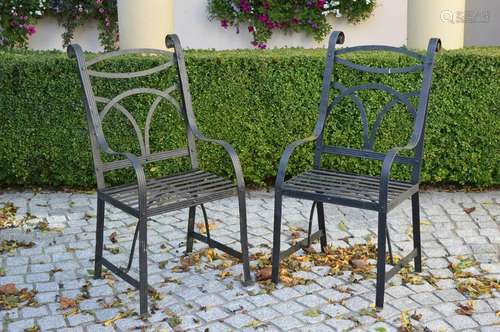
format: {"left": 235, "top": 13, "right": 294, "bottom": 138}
{"left": 272, "top": 31, "right": 441, "bottom": 309}
{"left": 68, "top": 35, "right": 252, "bottom": 316}
{"left": 283, "top": 169, "right": 417, "bottom": 211}
{"left": 100, "top": 170, "right": 236, "bottom": 217}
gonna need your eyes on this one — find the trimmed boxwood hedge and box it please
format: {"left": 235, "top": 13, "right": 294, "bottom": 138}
{"left": 0, "top": 47, "right": 498, "bottom": 188}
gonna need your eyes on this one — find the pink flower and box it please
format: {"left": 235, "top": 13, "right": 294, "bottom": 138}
{"left": 99, "top": 8, "right": 105, "bottom": 14}
{"left": 239, "top": 0, "right": 251, "bottom": 13}
{"left": 96, "top": 0, "right": 103, "bottom": 4}
{"left": 26, "top": 25, "right": 37, "bottom": 35}
{"left": 248, "top": 25, "right": 255, "bottom": 33}
{"left": 258, "top": 15, "right": 268, "bottom": 23}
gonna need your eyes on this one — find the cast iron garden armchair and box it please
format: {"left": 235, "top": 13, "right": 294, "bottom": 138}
{"left": 68, "top": 34, "right": 252, "bottom": 316}
{"left": 271, "top": 31, "right": 441, "bottom": 308}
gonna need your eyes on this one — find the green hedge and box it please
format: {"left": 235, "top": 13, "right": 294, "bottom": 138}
{"left": 0, "top": 47, "right": 498, "bottom": 188}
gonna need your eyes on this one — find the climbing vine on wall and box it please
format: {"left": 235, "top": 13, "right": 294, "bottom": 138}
{"left": 0, "top": 0, "right": 118, "bottom": 50}
{"left": 208, "top": 0, "right": 376, "bottom": 48}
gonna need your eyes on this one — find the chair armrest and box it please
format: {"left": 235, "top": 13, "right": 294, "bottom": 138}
{"left": 379, "top": 141, "right": 419, "bottom": 206}
{"left": 101, "top": 147, "right": 147, "bottom": 213}
{"left": 191, "top": 131, "right": 246, "bottom": 191}
{"left": 275, "top": 135, "right": 318, "bottom": 191}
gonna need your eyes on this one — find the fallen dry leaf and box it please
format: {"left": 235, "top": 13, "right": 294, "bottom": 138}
{"left": 196, "top": 221, "right": 217, "bottom": 234}
{"left": 0, "top": 283, "right": 18, "bottom": 295}
{"left": 256, "top": 267, "right": 272, "bottom": 281}
{"left": 457, "top": 277, "right": 500, "bottom": 298}
{"left": 59, "top": 296, "right": 78, "bottom": 310}
{"left": 109, "top": 232, "right": 118, "bottom": 243}
{"left": 456, "top": 301, "right": 475, "bottom": 316}
{"left": 463, "top": 207, "right": 476, "bottom": 214}
{"left": 103, "top": 309, "right": 135, "bottom": 327}
{"left": 0, "top": 202, "right": 19, "bottom": 229}
{"left": 0, "top": 240, "right": 35, "bottom": 254}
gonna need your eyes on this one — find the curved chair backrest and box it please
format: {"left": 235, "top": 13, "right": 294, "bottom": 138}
{"left": 68, "top": 35, "right": 198, "bottom": 189}
{"left": 314, "top": 31, "right": 441, "bottom": 183}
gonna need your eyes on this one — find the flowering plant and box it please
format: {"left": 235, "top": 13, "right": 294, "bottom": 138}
{"left": 208, "top": 0, "right": 376, "bottom": 48}
{"left": 0, "top": 0, "right": 118, "bottom": 50}
{"left": 48, "top": 0, "right": 118, "bottom": 50}
{"left": 0, "top": 0, "right": 45, "bottom": 48}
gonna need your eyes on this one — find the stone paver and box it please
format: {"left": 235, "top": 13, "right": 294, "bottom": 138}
{"left": 0, "top": 190, "right": 498, "bottom": 331}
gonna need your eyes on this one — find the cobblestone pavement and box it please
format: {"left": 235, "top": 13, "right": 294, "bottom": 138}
{"left": 0, "top": 189, "right": 499, "bottom": 332}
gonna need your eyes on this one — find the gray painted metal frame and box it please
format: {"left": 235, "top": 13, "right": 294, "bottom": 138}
{"left": 271, "top": 31, "right": 441, "bottom": 309}
{"left": 68, "top": 34, "right": 252, "bottom": 316}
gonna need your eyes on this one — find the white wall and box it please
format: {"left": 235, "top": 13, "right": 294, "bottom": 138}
{"left": 174, "top": 0, "right": 407, "bottom": 49}
{"left": 28, "top": 17, "right": 103, "bottom": 52}
{"left": 464, "top": 0, "right": 500, "bottom": 46}
{"left": 28, "top": 0, "right": 500, "bottom": 52}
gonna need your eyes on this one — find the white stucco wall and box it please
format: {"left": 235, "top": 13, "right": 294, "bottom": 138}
{"left": 28, "top": 17, "right": 103, "bottom": 52}
{"left": 28, "top": 0, "right": 499, "bottom": 52}
{"left": 464, "top": 0, "right": 500, "bottom": 46}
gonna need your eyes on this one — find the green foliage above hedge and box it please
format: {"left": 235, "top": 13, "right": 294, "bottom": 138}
{"left": 0, "top": 47, "right": 498, "bottom": 189}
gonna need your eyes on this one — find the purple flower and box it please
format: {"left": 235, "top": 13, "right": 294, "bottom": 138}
{"left": 258, "top": 15, "right": 268, "bottom": 23}
{"left": 263, "top": 1, "right": 270, "bottom": 10}
{"left": 316, "top": 0, "right": 326, "bottom": 9}
{"left": 26, "top": 25, "right": 37, "bottom": 35}
{"left": 239, "top": 0, "right": 251, "bottom": 13}
{"left": 220, "top": 20, "right": 229, "bottom": 29}
{"left": 258, "top": 43, "right": 267, "bottom": 49}
{"left": 99, "top": 7, "right": 105, "bottom": 14}
{"left": 248, "top": 25, "right": 255, "bottom": 33}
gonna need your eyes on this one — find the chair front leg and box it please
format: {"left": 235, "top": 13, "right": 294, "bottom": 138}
{"left": 186, "top": 206, "right": 196, "bottom": 253}
{"left": 411, "top": 192, "right": 422, "bottom": 272}
{"left": 316, "top": 202, "right": 327, "bottom": 252}
{"left": 376, "top": 209, "right": 387, "bottom": 309}
{"left": 138, "top": 215, "right": 148, "bottom": 316}
{"left": 271, "top": 192, "right": 283, "bottom": 284}
{"left": 237, "top": 189, "right": 252, "bottom": 285}
{"left": 94, "top": 197, "right": 105, "bottom": 279}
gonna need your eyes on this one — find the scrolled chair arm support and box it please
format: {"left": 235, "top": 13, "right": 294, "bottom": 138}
{"left": 379, "top": 139, "right": 420, "bottom": 209}
{"left": 192, "top": 130, "right": 247, "bottom": 192}
{"left": 275, "top": 135, "right": 318, "bottom": 191}
{"left": 100, "top": 146, "right": 148, "bottom": 214}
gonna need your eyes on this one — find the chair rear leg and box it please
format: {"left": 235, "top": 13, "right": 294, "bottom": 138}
{"left": 186, "top": 206, "right": 196, "bottom": 254}
{"left": 138, "top": 216, "right": 148, "bottom": 316}
{"left": 376, "top": 210, "right": 387, "bottom": 309}
{"left": 272, "top": 193, "right": 283, "bottom": 283}
{"left": 411, "top": 192, "right": 422, "bottom": 272}
{"left": 316, "top": 202, "right": 327, "bottom": 252}
{"left": 237, "top": 190, "right": 252, "bottom": 285}
{"left": 94, "top": 197, "right": 105, "bottom": 279}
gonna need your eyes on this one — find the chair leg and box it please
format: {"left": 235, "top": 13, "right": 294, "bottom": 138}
{"left": 316, "top": 202, "right": 327, "bottom": 252}
{"left": 237, "top": 190, "right": 252, "bottom": 285}
{"left": 138, "top": 216, "right": 148, "bottom": 316}
{"left": 271, "top": 192, "right": 283, "bottom": 284}
{"left": 412, "top": 193, "right": 422, "bottom": 272}
{"left": 376, "top": 210, "right": 387, "bottom": 309}
{"left": 94, "top": 197, "right": 105, "bottom": 279}
{"left": 186, "top": 206, "right": 196, "bottom": 254}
